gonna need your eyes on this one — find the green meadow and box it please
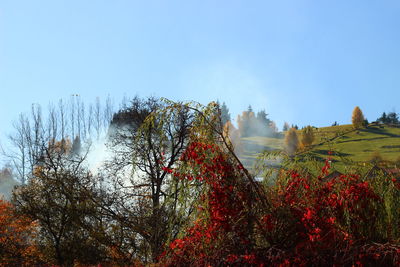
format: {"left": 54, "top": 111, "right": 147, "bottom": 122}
{"left": 240, "top": 124, "right": 400, "bottom": 172}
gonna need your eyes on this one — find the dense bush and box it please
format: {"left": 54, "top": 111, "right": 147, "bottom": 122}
{"left": 158, "top": 142, "right": 400, "bottom": 266}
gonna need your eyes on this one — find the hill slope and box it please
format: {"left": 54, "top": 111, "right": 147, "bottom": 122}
{"left": 239, "top": 124, "right": 400, "bottom": 171}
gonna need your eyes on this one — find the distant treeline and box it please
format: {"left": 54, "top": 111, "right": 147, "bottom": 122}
{"left": 376, "top": 111, "right": 400, "bottom": 125}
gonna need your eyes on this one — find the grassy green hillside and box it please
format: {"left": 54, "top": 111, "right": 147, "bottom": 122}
{"left": 311, "top": 124, "right": 400, "bottom": 161}
{"left": 240, "top": 124, "right": 400, "bottom": 171}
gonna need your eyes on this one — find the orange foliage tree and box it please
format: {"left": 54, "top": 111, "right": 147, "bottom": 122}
{"left": 0, "top": 199, "right": 43, "bottom": 266}
{"left": 223, "top": 120, "right": 242, "bottom": 154}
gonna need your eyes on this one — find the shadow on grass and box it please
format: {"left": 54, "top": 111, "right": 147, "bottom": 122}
{"left": 361, "top": 128, "right": 400, "bottom": 138}
{"left": 337, "top": 136, "right": 390, "bottom": 144}
{"left": 313, "top": 149, "right": 352, "bottom": 157}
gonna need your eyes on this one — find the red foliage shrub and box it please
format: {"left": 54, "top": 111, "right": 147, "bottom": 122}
{"left": 157, "top": 142, "right": 400, "bottom": 266}
{"left": 160, "top": 142, "right": 257, "bottom": 266}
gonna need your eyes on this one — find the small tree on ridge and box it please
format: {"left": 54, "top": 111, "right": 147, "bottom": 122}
{"left": 285, "top": 128, "right": 299, "bottom": 156}
{"left": 352, "top": 106, "right": 365, "bottom": 129}
{"left": 301, "top": 126, "right": 315, "bottom": 148}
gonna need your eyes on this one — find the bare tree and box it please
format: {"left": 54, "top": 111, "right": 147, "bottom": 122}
{"left": 25, "top": 104, "right": 44, "bottom": 175}
{"left": 80, "top": 100, "right": 86, "bottom": 140}
{"left": 2, "top": 115, "right": 29, "bottom": 184}
{"left": 87, "top": 103, "right": 94, "bottom": 139}
{"left": 120, "top": 94, "right": 128, "bottom": 110}
{"left": 58, "top": 99, "right": 67, "bottom": 141}
{"left": 2, "top": 104, "right": 45, "bottom": 184}
{"left": 70, "top": 95, "right": 76, "bottom": 139}
{"left": 104, "top": 95, "right": 113, "bottom": 130}
{"left": 13, "top": 141, "right": 108, "bottom": 266}
{"left": 94, "top": 97, "right": 102, "bottom": 140}
{"left": 77, "top": 96, "right": 82, "bottom": 138}
{"left": 48, "top": 102, "right": 58, "bottom": 142}
{"left": 3, "top": 97, "right": 111, "bottom": 183}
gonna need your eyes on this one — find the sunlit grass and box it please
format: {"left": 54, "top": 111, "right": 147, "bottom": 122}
{"left": 239, "top": 124, "right": 400, "bottom": 170}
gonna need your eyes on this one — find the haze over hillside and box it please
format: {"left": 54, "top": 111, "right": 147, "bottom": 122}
{"left": 0, "top": 168, "right": 18, "bottom": 200}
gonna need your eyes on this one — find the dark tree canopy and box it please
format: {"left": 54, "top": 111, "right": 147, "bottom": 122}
{"left": 283, "top": 122, "right": 290, "bottom": 131}
{"left": 110, "top": 96, "right": 161, "bottom": 130}
{"left": 378, "top": 111, "right": 399, "bottom": 124}
{"left": 219, "top": 101, "right": 231, "bottom": 127}
{"left": 13, "top": 143, "right": 107, "bottom": 266}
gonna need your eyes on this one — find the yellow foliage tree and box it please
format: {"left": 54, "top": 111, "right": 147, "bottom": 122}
{"left": 352, "top": 106, "right": 365, "bottom": 129}
{"left": 301, "top": 126, "right": 315, "bottom": 147}
{"left": 285, "top": 128, "right": 299, "bottom": 156}
{"left": 237, "top": 110, "right": 256, "bottom": 137}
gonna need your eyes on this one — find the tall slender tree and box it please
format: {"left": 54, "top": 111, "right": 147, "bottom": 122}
{"left": 220, "top": 102, "right": 231, "bottom": 127}
{"left": 283, "top": 122, "right": 290, "bottom": 131}
{"left": 352, "top": 106, "right": 365, "bottom": 129}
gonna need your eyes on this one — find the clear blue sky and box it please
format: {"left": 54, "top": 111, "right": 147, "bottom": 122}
{"left": 1, "top": 0, "right": 400, "bottom": 141}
